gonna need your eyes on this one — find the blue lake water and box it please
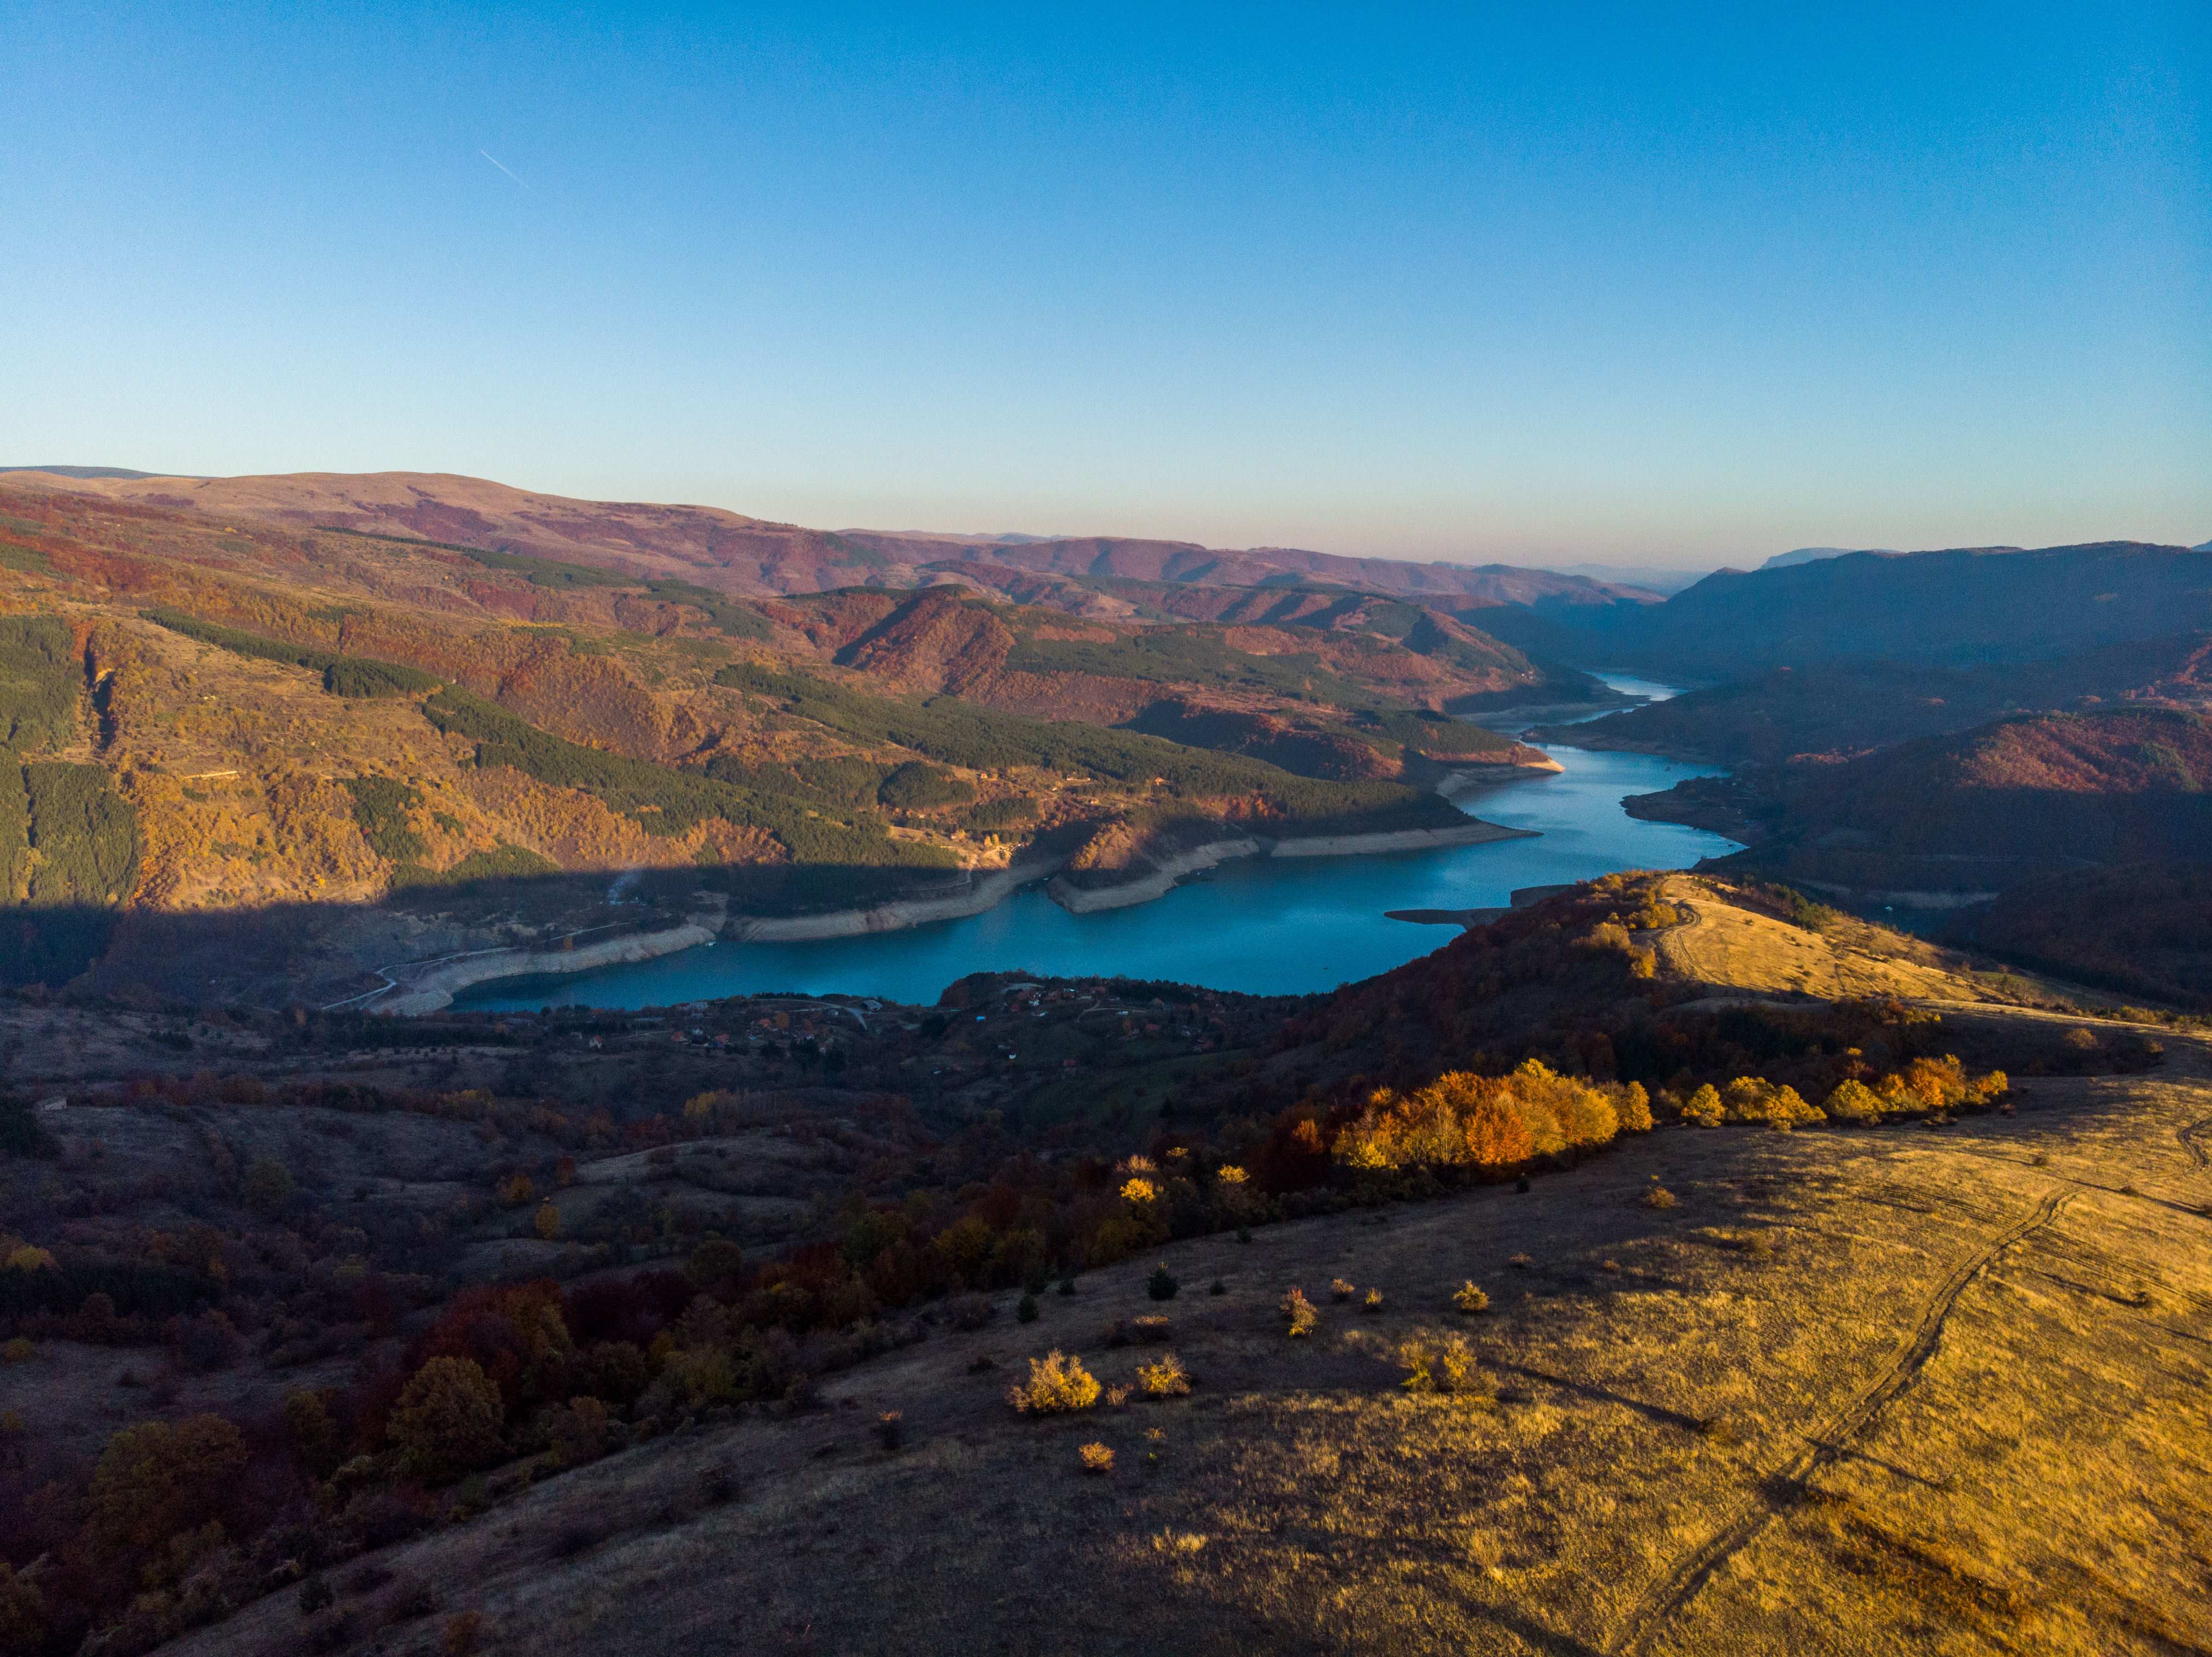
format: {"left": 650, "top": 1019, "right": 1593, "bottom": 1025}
{"left": 457, "top": 674, "right": 1734, "bottom": 1009}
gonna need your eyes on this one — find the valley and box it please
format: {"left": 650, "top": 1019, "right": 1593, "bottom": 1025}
{"left": 11, "top": 17, "right": 2205, "bottom": 1657}
{"left": 0, "top": 466, "right": 2204, "bottom": 1657}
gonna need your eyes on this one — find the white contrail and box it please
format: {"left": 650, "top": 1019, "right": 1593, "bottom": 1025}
{"left": 479, "top": 149, "right": 530, "bottom": 189}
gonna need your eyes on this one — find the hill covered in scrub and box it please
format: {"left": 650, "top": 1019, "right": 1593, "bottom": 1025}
{"left": 1955, "top": 862, "right": 2212, "bottom": 1011}
{"left": 1608, "top": 709, "right": 2212, "bottom": 1009}
{"left": 0, "top": 870, "right": 2193, "bottom": 1657}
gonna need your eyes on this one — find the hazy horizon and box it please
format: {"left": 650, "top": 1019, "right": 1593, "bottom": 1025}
{"left": 9, "top": 459, "right": 2185, "bottom": 575}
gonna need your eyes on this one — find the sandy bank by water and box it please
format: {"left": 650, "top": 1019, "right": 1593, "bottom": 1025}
{"left": 1267, "top": 821, "right": 1534, "bottom": 857}
{"left": 1046, "top": 837, "right": 1264, "bottom": 913}
{"left": 375, "top": 908, "right": 726, "bottom": 1015}
{"left": 727, "top": 857, "right": 1065, "bottom": 942}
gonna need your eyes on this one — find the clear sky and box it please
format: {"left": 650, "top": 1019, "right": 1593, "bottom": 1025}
{"left": 3, "top": 3, "right": 2204, "bottom": 565}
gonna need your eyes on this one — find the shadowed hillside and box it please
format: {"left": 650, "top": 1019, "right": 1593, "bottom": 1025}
{"left": 1625, "top": 713, "right": 2212, "bottom": 954}
{"left": 1951, "top": 862, "right": 2212, "bottom": 1011}
{"left": 1533, "top": 542, "right": 2212, "bottom": 677}
{"left": 1532, "top": 635, "right": 2212, "bottom": 766}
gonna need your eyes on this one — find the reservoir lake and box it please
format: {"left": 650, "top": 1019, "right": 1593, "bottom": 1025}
{"left": 457, "top": 674, "right": 1735, "bottom": 1008}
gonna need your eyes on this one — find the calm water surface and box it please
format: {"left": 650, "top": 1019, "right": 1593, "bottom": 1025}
{"left": 458, "top": 674, "right": 1732, "bottom": 1008}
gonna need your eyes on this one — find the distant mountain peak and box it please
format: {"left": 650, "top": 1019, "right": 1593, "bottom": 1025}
{"left": 0, "top": 464, "right": 198, "bottom": 480}
{"left": 1759, "top": 545, "right": 1904, "bottom": 571}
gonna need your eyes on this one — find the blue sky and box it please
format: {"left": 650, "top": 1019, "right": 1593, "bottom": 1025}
{"left": 3, "top": 3, "right": 2204, "bottom": 564}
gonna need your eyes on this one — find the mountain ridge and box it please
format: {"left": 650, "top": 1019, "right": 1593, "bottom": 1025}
{"left": 0, "top": 469, "right": 1662, "bottom": 615}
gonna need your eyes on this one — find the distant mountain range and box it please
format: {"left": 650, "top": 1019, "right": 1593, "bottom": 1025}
{"left": 1759, "top": 545, "right": 1902, "bottom": 570}
{"left": 1536, "top": 562, "right": 1708, "bottom": 595}
{"left": 1537, "top": 541, "right": 2212, "bottom": 676}
{"left": 1, "top": 469, "right": 1661, "bottom": 619}
{"left": 0, "top": 464, "right": 192, "bottom": 480}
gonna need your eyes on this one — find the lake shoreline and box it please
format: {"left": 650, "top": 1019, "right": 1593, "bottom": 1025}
{"left": 375, "top": 906, "right": 726, "bottom": 1015}
{"left": 448, "top": 674, "right": 1739, "bottom": 1010}
{"left": 413, "top": 816, "right": 1538, "bottom": 1007}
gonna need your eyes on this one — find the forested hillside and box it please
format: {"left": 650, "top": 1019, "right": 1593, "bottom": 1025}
{"left": 1738, "top": 708, "right": 2210, "bottom": 869}
{"left": 0, "top": 481, "right": 1576, "bottom": 1000}
{"left": 1533, "top": 634, "right": 2212, "bottom": 765}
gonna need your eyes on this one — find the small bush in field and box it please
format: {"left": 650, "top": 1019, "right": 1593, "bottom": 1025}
{"left": 1105, "top": 1384, "right": 1132, "bottom": 1406}
{"left": 1137, "top": 1352, "right": 1191, "bottom": 1397}
{"left": 1281, "top": 1288, "right": 1318, "bottom": 1337}
{"left": 384, "top": 1574, "right": 439, "bottom": 1621}
{"left": 1078, "top": 1442, "right": 1114, "bottom": 1474}
{"left": 1330, "top": 1278, "right": 1356, "bottom": 1302}
{"left": 299, "top": 1575, "right": 334, "bottom": 1615}
{"left": 872, "top": 1411, "right": 903, "bottom": 1452}
{"left": 1152, "top": 1529, "right": 1207, "bottom": 1554}
{"left": 1642, "top": 1180, "right": 1677, "bottom": 1210}
{"left": 1399, "top": 1333, "right": 1488, "bottom": 1399}
{"left": 550, "top": 1519, "right": 608, "bottom": 1559}
{"left": 1208, "top": 1279, "right": 1226, "bottom": 1296}
{"left": 1147, "top": 1264, "right": 1179, "bottom": 1301}
{"left": 1452, "top": 1280, "right": 1490, "bottom": 1313}
{"left": 1016, "top": 1292, "right": 1039, "bottom": 1324}
{"left": 1007, "top": 1350, "right": 1101, "bottom": 1414}
{"left": 1057, "top": 1276, "right": 1077, "bottom": 1296}
{"left": 1129, "top": 1314, "right": 1172, "bottom": 1343}
{"left": 1362, "top": 1288, "right": 1385, "bottom": 1313}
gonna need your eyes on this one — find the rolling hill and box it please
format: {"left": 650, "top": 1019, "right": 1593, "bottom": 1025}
{"left": 2, "top": 469, "right": 1663, "bottom": 625}
{"left": 1624, "top": 711, "right": 2212, "bottom": 989}
{"left": 3, "top": 869, "right": 2196, "bottom": 1657}
{"left": 1531, "top": 634, "right": 2212, "bottom": 766}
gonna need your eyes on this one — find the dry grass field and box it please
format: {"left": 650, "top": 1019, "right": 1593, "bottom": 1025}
{"left": 158, "top": 1003, "right": 2212, "bottom": 1656}
{"left": 1649, "top": 874, "right": 2008, "bottom": 1003}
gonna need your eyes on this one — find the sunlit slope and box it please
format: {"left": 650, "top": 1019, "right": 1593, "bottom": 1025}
{"left": 157, "top": 1010, "right": 2212, "bottom": 1657}
{"left": 1645, "top": 876, "right": 2001, "bottom": 1001}
{"left": 0, "top": 483, "right": 1549, "bottom": 968}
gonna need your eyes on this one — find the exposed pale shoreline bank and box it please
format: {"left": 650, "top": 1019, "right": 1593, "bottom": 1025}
{"left": 1046, "top": 837, "right": 1262, "bottom": 913}
{"left": 729, "top": 857, "right": 1064, "bottom": 942}
{"left": 718, "top": 819, "right": 1538, "bottom": 935}
{"left": 374, "top": 911, "right": 726, "bottom": 1015}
